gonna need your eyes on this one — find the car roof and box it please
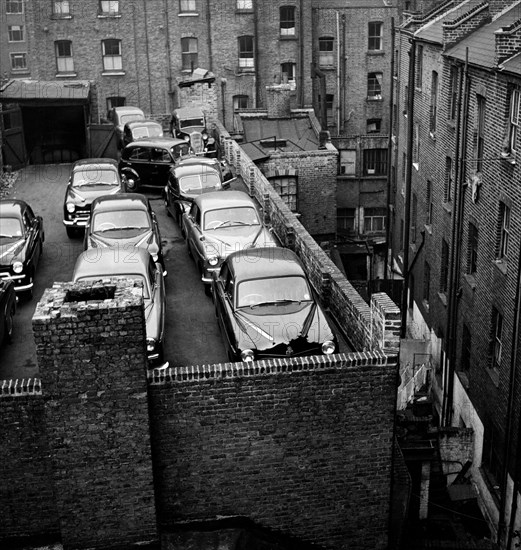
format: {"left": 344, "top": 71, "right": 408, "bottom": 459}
{"left": 113, "top": 106, "right": 144, "bottom": 114}
{"left": 72, "top": 246, "right": 152, "bottom": 280}
{"left": 125, "top": 137, "right": 187, "bottom": 148}
{"left": 124, "top": 120, "right": 162, "bottom": 130}
{"left": 174, "top": 106, "right": 204, "bottom": 118}
{"left": 226, "top": 247, "right": 304, "bottom": 281}
{"left": 171, "top": 163, "right": 221, "bottom": 178}
{"left": 0, "top": 199, "right": 28, "bottom": 216}
{"left": 178, "top": 156, "right": 220, "bottom": 168}
{"left": 72, "top": 158, "right": 119, "bottom": 170}
{"left": 91, "top": 193, "right": 148, "bottom": 212}
{"left": 194, "top": 190, "right": 255, "bottom": 210}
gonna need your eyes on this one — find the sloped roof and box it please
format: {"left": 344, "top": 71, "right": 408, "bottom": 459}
{"left": 499, "top": 50, "right": 521, "bottom": 75}
{"left": 0, "top": 79, "right": 90, "bottom": 104}
{"left": 445, "top": 6, "right": 521, "bottom": 68}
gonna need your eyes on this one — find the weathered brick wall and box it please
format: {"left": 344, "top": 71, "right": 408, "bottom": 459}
{"left": 439, "top": 427, "right": 474, "bottom": 481}
{"left": 0, "top": 381, "right": 59, "bottom": 542}
{"left": 149, "top": 351, "right": 398, "bottom": 550}
{"left": 32, "top": 280, "right": 157, "bottom": 550}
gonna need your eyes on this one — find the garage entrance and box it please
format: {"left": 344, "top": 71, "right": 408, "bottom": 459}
{"left": 0, "top": 79, "right": 91, "bottom": 167}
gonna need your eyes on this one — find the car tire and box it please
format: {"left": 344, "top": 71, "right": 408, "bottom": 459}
{"left": 66, "top": 227, "right": 77, "bottom": 238}
{"left": 204, "top": 283, "right": 212, "bottom": 297}
{"left": 4, "top": 306, "right": 14, "bottom": 344}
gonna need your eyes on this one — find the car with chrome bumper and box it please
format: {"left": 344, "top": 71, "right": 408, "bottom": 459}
{"left": 170, "top": 106, "right": 216, "bottom": 157}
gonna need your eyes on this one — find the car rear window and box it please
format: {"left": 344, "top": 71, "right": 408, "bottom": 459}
{"left": 75, "top": 274, "right": 150, "bottom": 299}
{"left": 72, "top": 168, "right": 119, "bottom": 186}
{"left": 236, "top": 276, "right": 311, "bottom": 308}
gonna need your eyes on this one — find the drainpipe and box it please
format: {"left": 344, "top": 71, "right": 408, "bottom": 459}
{"left": 253, "top": 0, "right": 260, "bottom": 108}
{"left": 163, "top": 0, "right": 173, "bottom": 111}
{"left": 399, "top": 36, "right": 416, "bottom": 339}
{"left": 336, "top": 11, "right": 341, "bottom": 135}
{"left": 142, "top": 0, "right": 153, "bottom": 113}
{"left": 206, "top": 0, "right": 213, "bottom": 72}
{"left": 384, "top": 17, "right": 396, "bottom": 281}
{"left": 442, "top": 52, "right": 467, "bottom": 427}
{"left": 298, "top": 0, "right": 305, "bottom": 108}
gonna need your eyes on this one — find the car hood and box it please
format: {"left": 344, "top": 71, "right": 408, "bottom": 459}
{"left": 67, "top": 184, "right": 121, "bottom": 205}
{"left": 233, "top": 302, "right": 335, "bottom": 352}
{"left": 203, "top": 227, "right": 276, "bottom": 259}
{"left": 0, "top": 237, "right": 24, "bottom": 265}
{"left": 89, "top": 230, "right": 160, "bottom": 258}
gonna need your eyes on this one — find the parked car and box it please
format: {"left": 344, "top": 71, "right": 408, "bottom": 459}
{"left": 63, "top": 158, "right": 126, "bottom": 238}
{"left": 164, "top": 161, "right": 229, "bottom": 224}
{"left": 212, "top": 247, "right": 338, "bottom": 362}
{"left": 177, "top": 155, "right": 235, "bottom": 183}
{"left": 183, "top": 190, "right": 278, "bottom": 294}
{"left": 84, "top": 193, "right": 166, "bottom": 274}
{"left": 122, "top": 120, "right": 164, "bottom": 148}
{"left": 170, "top": 106, "right": 216, "bottom": 156}
{"left": 72, "top": 246, "right": 166, "bottom": 365}
{"left": 108, "top": 106, "right": 145, "bottom": 149}
{"left": 0, "top": 280, "right": 16, "bottom": 345}
{"left": 0, "top": 199, "right": 44, "bottom": 300}
{"left": 119, "top": 137, "right": 191, "bottom": 192}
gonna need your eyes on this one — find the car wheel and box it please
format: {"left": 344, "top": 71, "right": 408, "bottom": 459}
{"left": 204, "top": 283, "right": 212, "bottom": 297}
{"left": 4, "top": 307, "right": 14, "bottom": 344}
{"left": 66, "top": 227, "right": 77, "bottom": 238}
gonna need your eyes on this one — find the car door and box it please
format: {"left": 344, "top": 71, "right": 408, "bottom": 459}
{"left": 185, "top": 203, "right": 203, "bottom": 261}
{"left": 215, "top": 265, "right": 237, "bottom": 356}
{"left": 150, "top": 147, "right": 172, "bottom": 185}
{"left": 22, "top": 207, "right": 39, "bottom": 270}
{"left": 165, "top": 169, "right": 180, "bottom": 218}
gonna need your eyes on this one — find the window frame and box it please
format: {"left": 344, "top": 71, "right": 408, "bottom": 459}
{"left": 449, "top": 65, "right": 459, "bottom": 121}
{"left": 98, "top": 0, "right": 120, "bottom": 16}
{"left": 179, "top": 0, "right": 196, "bottom": 13}
{"left": 440, "top": 239, "right": 449, "bottom": 293}
{"left": 368, "top": 22, "right": 382, "bottom": 51}
{"left": 367, "top": 72, "right": 383, "bottom": 100}
{"left": 491, "top": 307, "right": 503, "bottom": 370}
{"left": 181, "top": 37, "right": 198, "bottom": 72}
{"left": 468, "top": 222, "right": 478, "bottom": 275}
{"left": 508, "top": 88, "right": 521, "bottom": 157}
{"left": 236, "top": 0, "right": 253, "bottom": 11}
{"left": 269, "top": 175, "right": 298, "bottom": 212}
{"left": 238, "top": 35, "right": 254, "bottom": 70}
{"left": 10, "top": 52, "right": 27, "bottom": 71}
{"left": 55, "top": 39, "right": 74, "bottom": 74}
{"left": 476, "top": 94, "right": 486, "bottom": 172}
{"left": 280, "top": 6, "right": 296, "bottom": 37}
{"left": 53, "top": 0, "right": 71, "bottom": 17}
{"left": 363, "top": 207, "right": 386, "bottom": 233}
{"left": 339, "top": 150, "right": 356, "bottom": 175}
{"left": 430, "top": 71, "right": 438, "bottom": 136}
{"left": 423, "top": 261, "right": 431, "bottom": 304}
{"left": 337, "top": 207, "right": 356, "bottom": 233}
{"left": 101, "top": 39, "right": 123, "bottom": 72}
{"left": 280, "top": 62, "right": 296, "bottom": 86}
{"left": 6, "top": 0, "right": 23, "bottom": 14}
{"left": 233, "top": 95, "right": 249, "bottom": 111}
{"left": 426, "top": 179, "right": 433, "bottom": 225}
{"left": 415, "top": 44, "right": 423, "bottom": 90}
{"left": 498, "top": 202, "right": 510, "bottom": 260}
{"left": 444, "top": 156, "right": 453, "bottom": 203}
{"left": 363, "top": 148, "right": 388, "bottom": 176}
{"left": 367, "top": 119, "right": 381, "bottom": 133}
{"left": 318, "top": 36, "right": 334, "bottom": 67}
{"left": 7, "top": 25, "right": 24, "bottom": 42}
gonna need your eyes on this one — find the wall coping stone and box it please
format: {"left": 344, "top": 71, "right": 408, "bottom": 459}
{"left": 0, "top": 377, "right": 42, "bottom": 397}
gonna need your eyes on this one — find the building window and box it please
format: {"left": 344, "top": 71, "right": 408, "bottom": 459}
{"left": 238, "top": 35, "right": 254, "bottom": 69}
{"left": 181, "top": 37, "right": 198, "bottom": 72}
{"left": 367, "top": 72, "right": 382, "bottom": 100}
{"left": 280, "top": 62, "right": 296, "bottom": 86}
{"left": 413, "top": 122, "right": 419, "bottom": 166}
{"left": 483, "top": 424, "right": 503, "bottom": 487}
{"left": 476, "top": 95, "right": 486, "bottom": 172}
{"left": 364, "top": 207, "right": 386, "bottom": 233}
{"left": 280, "top": 6, "right": 296, "bottom": 36}
{"left": 423, "top": 261, "right": 430, "bottom": 304}
{"left": 409, "top": 273, "right": 415, "bottom": 309}
{"left": 399, "top": 219, "right": 404, "bottom": 251}
{"left": 337, "top": 208, "right": 356, "bottom": 233}
{"left": 430, "top": 71, "right": 438, "bottom": 136}
{"left": 233, "top": 95, "right": 249, "bottom": 111}
{"left": 326, "top": 94, "right": 334, "bottom": 120}
{"left": 340, "top": 150, "right": 356, "bottom": 175}
{"left": 411, "top": 193, "right": 417, "bottom": 243}
{"left": 490, "top": 307, "right": 503, "bottom": 370}
{"left": 55, "top": 40, "right": 74, "bottom": 73}
{"left": 444, "top": 156, "right": 452, "bottom": 202}
{"left": 498, "top": 202, "right": 510, "bottom": 260}
{"left": 468, "top": 223, "right": 478, "bottom": 275}
{"left": 6, "top": 0, "right": 23, "bottom": 13}
{"left": 415, "top": 45, "right": 423, "bottom": 89}
{"left": 10, "top": 53, "right": 27, "bottom": 70}
{"left": 461, "top": 323, "right": 471, "bottom": 373}
{"left": 363, "top": 149, "right": 387, "bottom": 176}
{"left": 440, "top": 239, "right": 449, "bottom": 293}
{"left": 367, "top": 119, "right": 381, "bottom": 133}
{"left": 318, "top": 36, "right": 334, "bottom": 66}
{"left": 179, "top": 0, "right": 196, "bottom": 12}
{"left": 270, "top": 176, "right": 298, "bottom": 212}
{"left": 99, "top": 1, "right": 119, "bottom": 15}
{"left": 368, "top": 22, "right": 382, "bottom": 51}
{"left": 53, "top": 1, "right": 70, "bottom": 16}
{"left": 236, "top": 0, "right": 253, "bottom": 10}
{"left": 507, "top": 88, "right": 521, "bottom": 158}
{"left": 426, "top": 179, "right": 433, "bottom": 225}
{"left": 403, "top": 85, "right": 408, "bottom": 116}
{"left": 106, "top": 96, "right": 125, "bottom": 117}
{"left": 449, "top": 65, "right": 458, "bottom": 121}
{"left": 102, "top": 39, "right": 122, "bottom": 72}
{"left": 8, "top": 25, "right": 24, "bottom": 42}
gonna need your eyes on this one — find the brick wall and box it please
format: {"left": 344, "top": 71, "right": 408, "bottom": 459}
{"left": 32, "top": 280, "right": 157, "bottom": 550}
{"left": 439, "top": 427, "right": 474, "bottom": 482}
{"left": 149, "top": 351, "right": 398, "bottom": 550}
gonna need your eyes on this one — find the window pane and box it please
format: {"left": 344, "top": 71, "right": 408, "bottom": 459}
{"left": 368, "top": 73, "right": 382, "bottom": 99}
{"left": 8, "top": 25, "right": 24, "bottom": 42}
{"left": 10, "top": 53, "right": 27, "bottom": 69}
{"left": 280, "top": 6, "right": 296, "bottom": 35}
{"left": 237, "top": 0, "right": 252, "bottom": 9}
{"left": 319, "top": 37, "right": 334, "bottom": 66}
{"left": 100, "top": 1, "right": 119, "bottom": 14}
{"left": 53, "top": 1, "right": 70, "bottom": 15}
{"left": 368, "top": 22, "right": 382, "bottom": 50}
{"left": 179, "top": 0, "right": 196, "bottom": 11}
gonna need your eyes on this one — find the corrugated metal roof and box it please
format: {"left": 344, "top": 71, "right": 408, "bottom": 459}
{"left": 415, "top": 0, "right": 484, "bottom": 44}
{"left": 445, "top": 5, "right": 521, "bottom": 68}
{"left": 0, "top": 79, "right": 90, "bottom": 103}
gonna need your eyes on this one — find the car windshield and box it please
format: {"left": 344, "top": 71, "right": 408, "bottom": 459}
{"left": 203, "top": 206, "right": 259, "bottom": 230}
{"left": 72, "top": 168, "right": 119, "bottom": 187}
{"left": 120, "top": 113, "right": 145, "bottom": 125}
{"left": 75, "top": 274, "right": 150, "bottom": 299}
{"left": 171, "top": 143, "right": 191, "bottom": 159}
{"left": 179, "top": 173, "right": 221, "bottom": 193}
{"left": 133, "top": 125, "right": 163, "bottom": 139}
{"left": 236, "top": 276, "right": 312, "bottom": 308}
{"left": 0, "top": 217, "right": 23, "bottom": 238}
{"left": 92, "top": 209, "right": 151, "bottom": 233}
{"left": 180, "top": 118, "right": 204, "bottom": 129}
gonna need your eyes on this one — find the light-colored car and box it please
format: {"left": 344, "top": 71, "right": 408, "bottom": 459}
{"left": 123, "top": 120, "right": 164, "bottom": 147}
{"left": 183, "top": 190, "right": 278, "bottom": 294}
{"left": 108, "top": 106, "right": 145, "bottom": 148}
{"left": 72, "top": 246, "right": 166, "bottom": 365}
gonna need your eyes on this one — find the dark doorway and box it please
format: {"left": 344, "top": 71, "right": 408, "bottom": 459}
{"left": 22, "top": 105, "right": 86, "bottom": 164}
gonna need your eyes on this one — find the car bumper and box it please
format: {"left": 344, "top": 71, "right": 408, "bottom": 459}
{"left": 63, "top": 219, "right": 88, "bottom": 228}
{"left": 201, "top": 265, "right": 221, "bottom": 284}
{"left": 0, "top": 272, "right": 33, "bottom": 292}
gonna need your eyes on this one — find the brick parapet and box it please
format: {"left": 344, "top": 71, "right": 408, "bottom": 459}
{"left": 442, "top": 2, "right": 489, "bottom": 49}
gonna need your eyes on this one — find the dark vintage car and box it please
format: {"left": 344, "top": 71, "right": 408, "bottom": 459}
{"left": 183, "top": 190, "right": 278, "bottom": 294}
{"left": 122, "top": 119, "right": 164, "bottom": 148}
{"left": 108, "top": 105, "right": 145, "bottom": 149}
{"left": 0, "top": 199, "right": 44, "bottom": 300}
{"left": 119, "top": 137, "right": 191, "bottom": 192}
{"left": 72, "top": 246, "right": 166, "bottom": 365}
{"left": 0, "top": 280, "right": 16, "bottom": 346}
{"left": 170, "top": 106, "right": 216, "bottom": 156}
{"left": 84, "top": 193, "right": 166, "bottom": 274}
{"left": 211, "top": 247, "right": 338, "bottom": 362}
{"left": 164, "top": 161, "right": 229, "bottom": 224}
{"left": 63, "top": 158, "right": 126, "bottom": 237}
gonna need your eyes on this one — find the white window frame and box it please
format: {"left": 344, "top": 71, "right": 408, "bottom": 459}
{"left": 181, "top": 37, "right": 198, "bottom": 71}
{"left": 280, "top": 6, "right": 296, "bottom": 36}
{"left": 368, "top": 22, "right": 382, "bottom": 51}
{"left": 99, "top": 1, "right": 119, "bottom": 15}
{"left": 179, "top": 0, "right": 196, "bottom": 12}
{"left": 8, "top": 25, "right": 24, "bottom": 42}
{"left": 238, "top": 36, "right": 254, "bottom": 69}
{"left": 318, "top": 36, "right": 334, "bottom": 66}
{"left": 10, "top": 52, "right": 27, "bottom": 70}
{"left": 6, "top": 0, "right": 24, "bottom": 14}
{"left": 367, "top": 72, "right": 382, "bottom": 100}
{"left": 340, "top": 150, "right": 356, "bottom": 175}
{"left": 55, "top": 40, "right": 74, "bottom": 73}
{"left": 102, "top": 39, "right": 122, "bottom": 72}
{"left": 53, "top": 1, "right": 71, "bottom": 16}
{"left": 236, "top": 0, "right": 253, "bottom": 9}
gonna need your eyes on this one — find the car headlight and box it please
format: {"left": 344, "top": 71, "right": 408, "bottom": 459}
{"left": 151, "top": 253, "right": 158, "bottom": 262}
{"left": 202, "top": 132, "right": 208, "bottom": 140}
{"left": 241, "top": 349, "right": 254, "bottom": 362}
{"left": 67, "top": 202, "right": 75, "bottom": 213}
{"left": 208, "top": 255, "right": 219, "bottom": 266}
{"left": 12, "top": 261, "right": 23, "bottom": 274}
{"left": 321, "top": 340, "right": 336, "bottom": 354}
{"left": 146, "top": 338, "right": 157, "bottom": 352}
{"left": 183, "top": 135, "right": 190, "bottom": 142}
